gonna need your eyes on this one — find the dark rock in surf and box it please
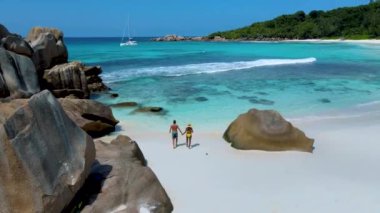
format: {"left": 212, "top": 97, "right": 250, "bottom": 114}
{"left": 319, "top": 98, "right": 331, "bottom": 103}
{"left": 82, "top": 65, "right": 109, "bottom": 92}
{"left": 132, "top": 106, "right": 167, "bottom": 115}
{"left": 110, "top": 101, "right": 139, "bottom": 108}
{"left": 110, "top": 93, "right": 119, "bottom": 98}
{"left": 249, "top": 98, "right": 275, "bottom": 105}
{"left": 195, "top": 97, "right": 208, "bottom": 102}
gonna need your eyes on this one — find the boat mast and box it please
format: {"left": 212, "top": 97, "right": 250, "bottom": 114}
{"left": 121, "top": 19, "right": 127, "bottom": 43}
{"left": 128, "top": 15, "right": 132, "bottom": 41}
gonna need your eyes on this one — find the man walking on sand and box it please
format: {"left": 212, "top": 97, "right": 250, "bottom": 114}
{"left": 169, "top": 120, "right": 183, "bottom": 149}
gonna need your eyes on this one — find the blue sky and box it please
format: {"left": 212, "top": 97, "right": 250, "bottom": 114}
{"left": 1, "top": 0, "right": 370, "bottom": 37}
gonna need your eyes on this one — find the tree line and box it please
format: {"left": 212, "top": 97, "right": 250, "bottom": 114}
{"left": 209, "top": 2, "right": 380, "bottom": 40}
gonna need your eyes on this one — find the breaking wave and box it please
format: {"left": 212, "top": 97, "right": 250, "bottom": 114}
{"left": 103, "top": 57, "right": 316, "bottom": 82}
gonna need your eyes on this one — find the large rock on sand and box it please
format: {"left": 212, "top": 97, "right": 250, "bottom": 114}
{"left": 59, "top": 98, "right": 119, "bottom": 138}
{"left": 27, "top": 27, "right": 68, "bottom": 74}
{"left": 78, "top": 135, "right": 173, "bottom": 213}
{"left": 223, "top": 109, "right": 314, "bottom": 152}
{"left": 43, "top": 61, "right": 89, "bottom": 98}
{"left": 0, "top": 90, "right": 95, "bottom": 213}
{"left": 0, "top": 47, "right": 40, "bottom": 98}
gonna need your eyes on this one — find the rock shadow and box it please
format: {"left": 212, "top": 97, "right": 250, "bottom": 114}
{"left": 62, "top": 161, "right": 112, "bottom": 212}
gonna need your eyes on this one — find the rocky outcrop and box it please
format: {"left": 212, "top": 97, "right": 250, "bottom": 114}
{"left": 1, "top": 35, "right": 34, "bottom": 57}
{"left": 0, "top": 90, "right": 95, "bottom": 213}
{"left": 207, "top": 36, "right": 226, "bottom": 41}
{"left": 82, "top": 65, "right": 109, "bottom": 92}
{"left": 43, "top": 62, "right": 109, "bottom": 97}
{"left": 27, "top": 27, "right": 68, "bottom": 75}
{"left": 152, "top": 34, "right": 207, "bottom": 42}
{"left": 43, "top": 61, "right": 89, "bottom": 98}
{"left": 0, "top": 47, "right": 40, "bottom": 98}
{"left": 0, "top": 24, "right": 109, "bottom": 99}
{"left": 223, "top": 109, "right": 314, "bottom": 152}
{"left": 190, "top": 36, "right": 204, "bottom": 41}
{"left": 77, "top": 135, "right": 173, "bottom": 213}
{"left": 59, "top": 98, "right": 119, "bottom": 138}
{"left": 153, "top": 34, "right": 186, "bottom": 41}
{"left": 0, "top": 24, "right": 10, "bottom": 39}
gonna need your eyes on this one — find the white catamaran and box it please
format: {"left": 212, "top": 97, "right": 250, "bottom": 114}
{"left": 120, "top": 16, "right": 137, "bottom": 46}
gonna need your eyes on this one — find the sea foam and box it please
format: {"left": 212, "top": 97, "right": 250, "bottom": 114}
{"left": 103, "top": 57, "right": 316, "bottom": 82}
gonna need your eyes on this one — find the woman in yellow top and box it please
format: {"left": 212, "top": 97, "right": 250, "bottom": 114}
{"left": 183, "top": 124, "right": 194, "bottom": 149}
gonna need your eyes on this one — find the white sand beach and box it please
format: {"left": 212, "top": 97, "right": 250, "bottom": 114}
{"left": 100, "top": 105, "right": 380, "bottom": 213}
{"left": 245, "top": 39, "right": 380, "bottom": 45}
{"left": 283, "top": 39, "right": 380, "bottom": 44}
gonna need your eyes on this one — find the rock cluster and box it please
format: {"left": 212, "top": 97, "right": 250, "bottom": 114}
{"left": 223, "top": 109, "right": 314, "bottom": 152}
{"left": 153, "top": 34, "right": 204, "bottom": 41}
{"left": 152, "top": 34, "right": 227, "bottom": 42}
{"left": 0, "top": 23, "right": 174, "bottom": 212}
{"left": 0, "top": 24, "right": 108, "bottom": 100}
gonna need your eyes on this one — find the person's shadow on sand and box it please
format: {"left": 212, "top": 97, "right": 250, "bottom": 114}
{"left": 190, "top": 143, "right": 200, "bottom": 149}
{"left": 177, "top": 143, "right": 187, "bottom": 147}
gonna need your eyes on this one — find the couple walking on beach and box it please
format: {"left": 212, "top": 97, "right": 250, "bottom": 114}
{"left": 169, "top": 120, "right": 193, "bottom": 149}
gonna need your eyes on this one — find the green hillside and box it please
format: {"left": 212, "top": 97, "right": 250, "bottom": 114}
{"left": 209, "top": 2, "right": 380, "bottom": 40}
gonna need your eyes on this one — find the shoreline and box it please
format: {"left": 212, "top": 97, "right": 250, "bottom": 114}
{"left": 215, "top": 38, "right": 380, "bottom": 44}
{"left": 257, "top": 39, "right": 380, "bottom": 44}
{"left": 99, "top": 101, "right": 380, "bottom": 212}
{"left": 151, "top": 34, "right": 380, "bottom": 44}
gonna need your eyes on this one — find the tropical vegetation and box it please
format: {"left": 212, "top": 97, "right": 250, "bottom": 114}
{"left": 209, "top": 2, "right": 380, "bottom": 40}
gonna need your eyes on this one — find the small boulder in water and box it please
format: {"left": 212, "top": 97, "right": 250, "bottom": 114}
{"left": 195, "top": 97, "right": 208, "bottom": 102}
{"left": 132, "top": 106, "right": 167, "bottom": 115}
{"left": 319, "top": 98, "right": 331, "bottom": 103}
{"left": 249, "top": 98, "right": 274, "bottom": 105}
{"left": 110, "top": 101, "right": 139, "bottom": 108}
{"left": 110, "top": 93, "right": 119, "bottom": 98}
{"left": 223, "top": 108, "right": 314, "bottom": 152}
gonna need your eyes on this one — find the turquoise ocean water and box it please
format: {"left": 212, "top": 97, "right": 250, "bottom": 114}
{"left": 67, "top": 38, "right": 380, "bottom": 131}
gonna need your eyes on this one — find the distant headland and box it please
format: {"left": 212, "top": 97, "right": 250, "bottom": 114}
{"left": 153, "top": 2, "right": 380, "bottom": 42}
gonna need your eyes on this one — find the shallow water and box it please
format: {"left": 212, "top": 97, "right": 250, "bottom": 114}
{"left": 67, "top": 38, "right": 380, "bottom": 130}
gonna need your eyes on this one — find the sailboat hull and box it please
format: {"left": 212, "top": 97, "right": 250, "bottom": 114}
{"left": 120, "top": 41, "right": 138, "bottom": 46}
